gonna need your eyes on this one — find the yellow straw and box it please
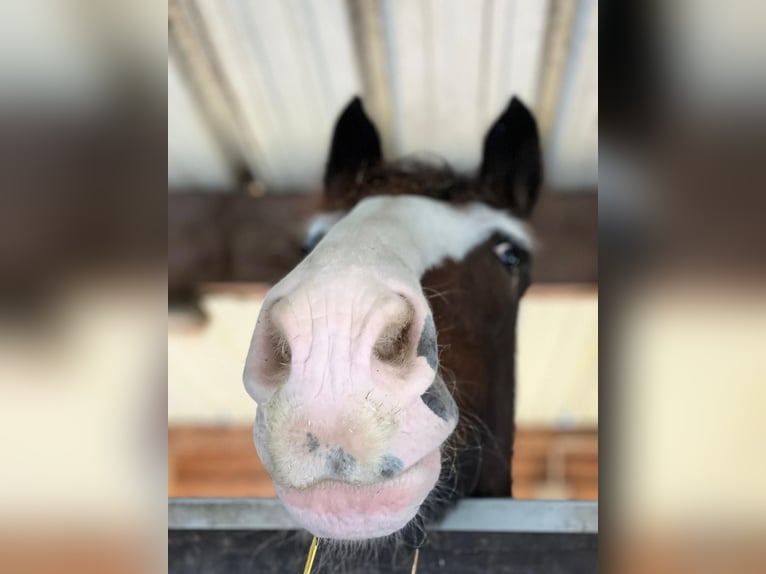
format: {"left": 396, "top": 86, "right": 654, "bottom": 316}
{"left": 303, "top": 536, "right": 319, "bottom": 574}
{"left": 410, "top": 547, "right": 420, "bottom": 574}
{"left": 303, "top": 534, "right": 418, "bottom": 573}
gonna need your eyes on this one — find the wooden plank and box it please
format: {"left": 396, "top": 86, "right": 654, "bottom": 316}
{"left": 168, "top": 190, "right": 597, "bottom": 298}
{"left": 528, "top": 190, "right": 598, "bottom": 283}
{"left": 167, "top": 426, "right": 598, "bottom": 500}
{"left": 2, "top": 533, "right": 149, "bottom": 574}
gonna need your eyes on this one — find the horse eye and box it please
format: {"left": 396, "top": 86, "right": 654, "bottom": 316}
{"left": 492, "top": 237, "right": 529, "bottom": 270}
{"left": 301, "top": 233, "right": 324, "bottom": 257}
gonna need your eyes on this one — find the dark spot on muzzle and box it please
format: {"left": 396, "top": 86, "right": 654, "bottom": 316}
{"left": 379, "top": 455, "right": 404, "bottom": 478}
{"left": 305, "top": 432, "right": 319, "bottom": 453}
{"left": 420, "top": 379, "right": 457, "bottom": 421}
{"left": 326, "top": 448, "right": 356, "bottom": 478}
{"left": 416, "top": 314, "right": 438, "bottom": 371}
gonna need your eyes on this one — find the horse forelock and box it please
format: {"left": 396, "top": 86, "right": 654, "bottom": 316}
{"left": 322, "top": 159, "right": 520, "bottom": 213}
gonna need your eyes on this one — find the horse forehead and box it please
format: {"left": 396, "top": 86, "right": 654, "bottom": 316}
{"left": 304, "top": 195, "right": 532, "bottom": 276}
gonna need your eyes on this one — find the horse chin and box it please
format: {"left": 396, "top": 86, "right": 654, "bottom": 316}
{"left": 275, "top": 449, "right": 442, "bottom": 541}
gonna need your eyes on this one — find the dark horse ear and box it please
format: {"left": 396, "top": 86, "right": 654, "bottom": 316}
{"left": 479, "top": 96, "right": 542, "bottom": 216}
{"left": 324, "top": 96, "right": 383, "bottom": 191}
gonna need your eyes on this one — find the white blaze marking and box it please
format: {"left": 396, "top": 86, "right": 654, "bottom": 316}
{"left": 304, "top": 195, "right": 532, "bottom": 277}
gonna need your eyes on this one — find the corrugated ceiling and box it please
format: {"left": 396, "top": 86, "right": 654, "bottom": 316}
{"left": 169, "top": 0, "right": 598, "bottom": 191}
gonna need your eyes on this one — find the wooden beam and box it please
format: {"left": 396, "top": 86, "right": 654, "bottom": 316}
{"left": 168, "top": 190, "right": 596, "bottom": 297}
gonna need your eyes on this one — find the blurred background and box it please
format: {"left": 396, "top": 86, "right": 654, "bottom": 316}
{"left": 0, "top": 0, "right": 764, "bottom": 572}
{"left": 167, "top": 0, "right": 599, "bottom": 503}
{"left": 0, "top": 1, "right": 165, "bottom": 573}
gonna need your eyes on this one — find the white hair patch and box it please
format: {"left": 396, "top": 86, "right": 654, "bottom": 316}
{"left": 304, "top": 195, "right": 532, "bottom": 277}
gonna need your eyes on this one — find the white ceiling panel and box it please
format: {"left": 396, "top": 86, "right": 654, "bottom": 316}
{"left": 169, "top": 0, "right": 598, "bottom": 191}
{"left": 168, "top": 50, "right": 237, "bottom": 189}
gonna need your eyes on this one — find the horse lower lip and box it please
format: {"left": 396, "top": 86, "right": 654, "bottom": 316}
{"left": 275, "top": 449, "right": 441, "bottom": 540}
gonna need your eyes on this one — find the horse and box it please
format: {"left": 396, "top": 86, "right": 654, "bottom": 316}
{"left": 243, "top": 95, "right": 542, "bottom": 545}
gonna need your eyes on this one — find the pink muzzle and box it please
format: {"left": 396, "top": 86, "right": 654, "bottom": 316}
{"left": 244, "top": 271, "right": 458, "bottom": 540}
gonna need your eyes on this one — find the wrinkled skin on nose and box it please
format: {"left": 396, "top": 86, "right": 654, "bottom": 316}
{"left": 244, "top": 266, "right": 458, "bottom": 540}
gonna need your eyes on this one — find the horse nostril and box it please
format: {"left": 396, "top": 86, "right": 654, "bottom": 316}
{"left": 372, "top": 297, "right": 415, "bottom": 366}
{"left": 271, "top": 329, "right": 292, "bottom": 370}
{"left": 252, "top": 305, "right": 292, "bottom": 390}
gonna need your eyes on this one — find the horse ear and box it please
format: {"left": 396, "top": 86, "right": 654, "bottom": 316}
{"left": 479, "top": 96, "right": 542, "bottom": 216}
{"left": 324, "top": 96, "right": 383, "bottom": 191}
